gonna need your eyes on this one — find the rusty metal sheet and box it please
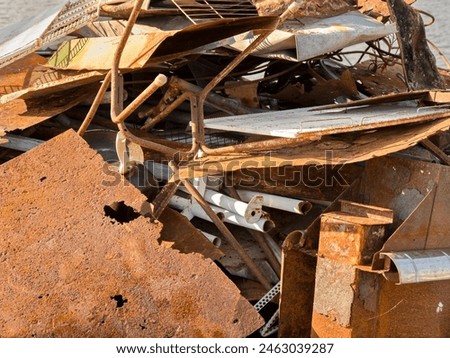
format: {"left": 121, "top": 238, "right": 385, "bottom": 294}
{"left": 0, "top": 84, "right": 99, "bottom": 132}
{"left": 1, "top": 70, "right": 106, "bottom": 103}
{"left": 0, "top": 54, "right": 47, "bottom": 96}
{"left": 0, "top": 130, "right": 263, "bottom": 337}
{"left": 279, "top": 247, "right": 317, "bottom": 337}
{"left": 376, "top": 279, "right": 450, "bottom": 337}
{"left": 203, "top": 102, "right": 450, "bottom": 138}
{"left": 0, "top": 0, "right": 100, "bottom": 69}
{"left": 368, "top": 157, "right": 450, "bottom": 269}
{"left": 159, "top": 208, "right": 224, "bottom": 261}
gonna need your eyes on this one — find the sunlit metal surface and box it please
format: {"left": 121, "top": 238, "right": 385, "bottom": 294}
{"left": 381, "top": 249, "right": 450, "bottom": 284}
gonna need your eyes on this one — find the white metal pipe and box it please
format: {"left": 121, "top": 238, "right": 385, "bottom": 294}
{"left": 201, "top": 231, "right": 222, "bottom": 247}
{"left": 169, "top": 195, "right": 274, "bottom": 233}
{"left": 237, "top": 189, "right": 312, "bottom": 215}
{"left": 203, "top": 188, "right": 263, "bottom": 223}
{"left": 169, "top": 195, "right": 224, "bottom": 222}
{"left": 214, "top": 204, "right": 275, "bottom": 233}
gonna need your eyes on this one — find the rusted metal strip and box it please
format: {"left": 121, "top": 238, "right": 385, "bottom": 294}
{"left": 420, "top": 138, "right": 450, "bottom": 166}
{"left": 78, "top": 71, "right": 112, "bottom": 137}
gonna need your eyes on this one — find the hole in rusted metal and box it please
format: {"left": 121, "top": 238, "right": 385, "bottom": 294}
{"left": 111, "top": 294, "right": 128, "bottom": 308}
{"left": 104, "top": 201, "right": 140, "bottom": 224}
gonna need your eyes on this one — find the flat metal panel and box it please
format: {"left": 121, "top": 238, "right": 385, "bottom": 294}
{"left": 204, "top": 102, "right": 450, "bottom": 138}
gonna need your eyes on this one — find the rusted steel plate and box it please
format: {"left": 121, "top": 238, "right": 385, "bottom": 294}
{"left": 376, "top": 279, "right": 450, "bottom": 337}
{"left": 0, "top": 130, "right": 263, "bottom": 337}
{"left": 159, "top": 208, "right": 224, "bottom": 261}
{"left": 368, "top": 157, "right": 450, "bottom": 268}
{"left": 1, "top": 70, "right": 106, "bottom": 102}
{"left": 0, "top": 54, "right": 47, "bottom": 96}
{"left": 279, "top": 247, "right": 317, "bottom": 337}
{"left": 0, "top": 84, "right": 99, "bottom": 132}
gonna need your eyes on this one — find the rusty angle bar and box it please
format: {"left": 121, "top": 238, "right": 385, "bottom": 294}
{"left": 78, "top": 71, "right": 112, "bottom": 137}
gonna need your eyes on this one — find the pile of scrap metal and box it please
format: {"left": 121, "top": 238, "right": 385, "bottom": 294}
{"left": 1, "top": 0, "right": 449, "bottom": 337}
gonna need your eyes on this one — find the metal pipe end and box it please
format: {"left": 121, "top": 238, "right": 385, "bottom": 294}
{"left": 154, "top": 74, "right": 168, "bottom": 87}
{"left": 263, "top": 219, "right": 276, "bottom": 232}
{"left": 211, "top": 237, "right": 222, "bottom": 247}
{"left": 296, "top": 201, "right": 313, "bottom": 215}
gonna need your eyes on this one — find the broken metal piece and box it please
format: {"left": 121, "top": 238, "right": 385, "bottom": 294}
{"left": 319, "top": 203, "right": 393, "bottom": 266}
{"left": 387, "top": 0, "right": 446, "bottom": 90}
{"left": 0, "top": 133, "right": 44, "bottom": 152}
{"left": 381, "top": 249, "right": 450, "bottom": 284}
{"left": 158, "top": 207, "right": 224, "bottom": 260}
{"left": 0, "top": 84, "right": 101, "bottom": 133}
